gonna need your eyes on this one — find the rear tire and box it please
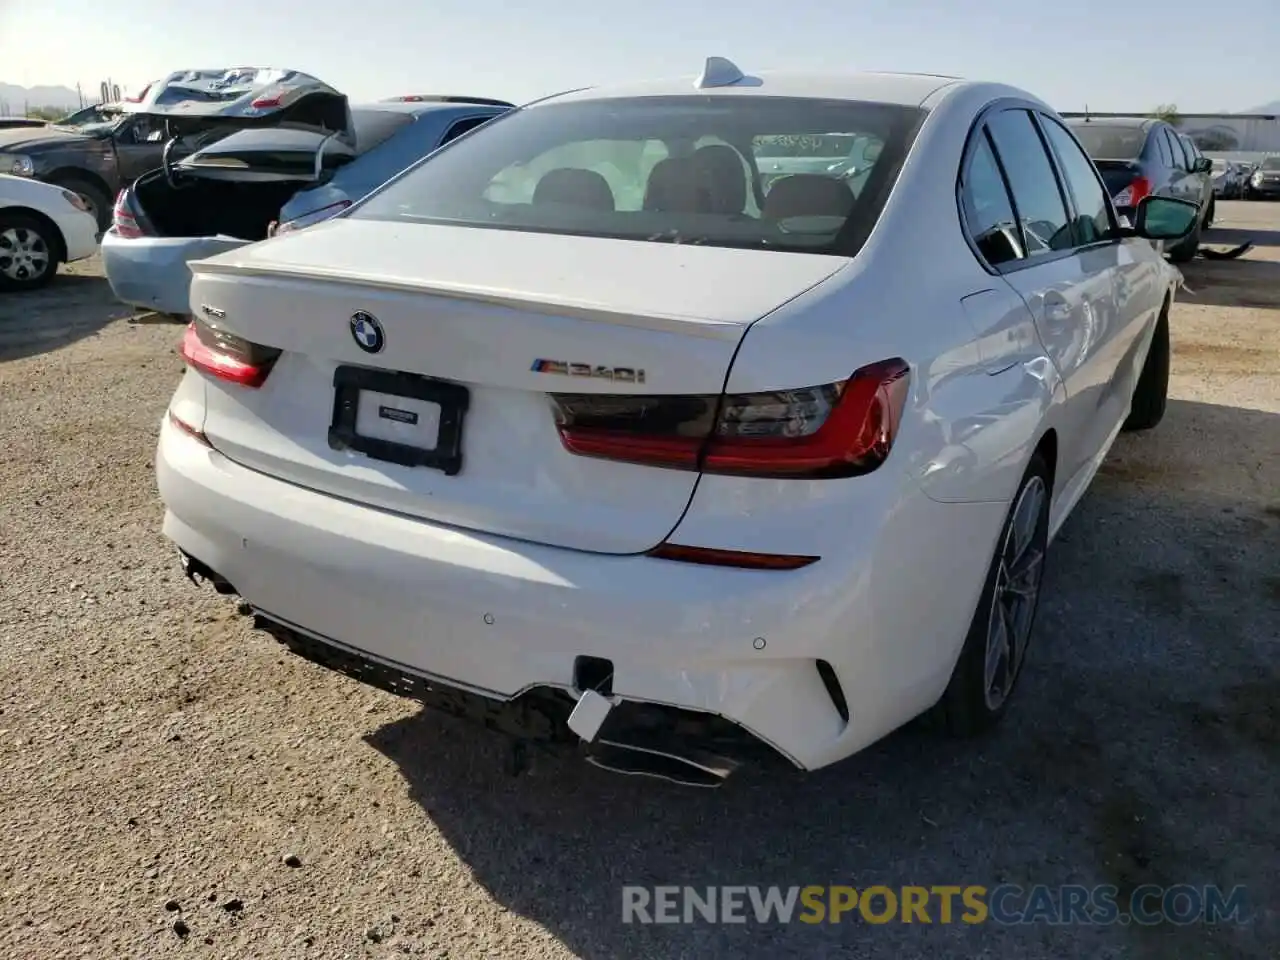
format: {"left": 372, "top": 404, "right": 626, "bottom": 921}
{"left": 0, "top": 212, "right": 60, "bottom": 291}
{"left": 937, "top": 452, "right": 1051, "bottom": 738}
{"left": 49, "top": 176, "right": 111, "bottom": 233}
{"left": 1123, "top": 307, "right": 1170, "bottom": 432}
{"left": 1167, "top": 214, "right": 1201, "bottom": 263}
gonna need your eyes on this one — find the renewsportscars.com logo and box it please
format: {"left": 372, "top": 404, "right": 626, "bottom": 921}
{"left": 621, "top": 884, "right": 1249, "bottom": 926}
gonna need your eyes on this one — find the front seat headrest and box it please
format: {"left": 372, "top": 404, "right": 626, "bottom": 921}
{"left": 691, "top": 144, "right": 748, "bottom": 215}
{"left": 762, "top": 174, "right": 855, "bottom": 221}
{"left": 532, "top": 168, "right": 616, "bottom": 211}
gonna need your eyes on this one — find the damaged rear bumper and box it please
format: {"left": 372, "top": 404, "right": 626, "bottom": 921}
{"left": 183, "top": 563, "right": 788, "bottom": 786}
{"left": 158, "top": 416, "right": 999, "bottom": 784}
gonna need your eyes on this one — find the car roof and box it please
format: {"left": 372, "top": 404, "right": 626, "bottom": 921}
{"left": 540, "top": 66, "right": 965, "bottom": 108}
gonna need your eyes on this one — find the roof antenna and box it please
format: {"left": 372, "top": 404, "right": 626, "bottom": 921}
{"left": 695, "top": 56, "right": 744, "bottom": 90}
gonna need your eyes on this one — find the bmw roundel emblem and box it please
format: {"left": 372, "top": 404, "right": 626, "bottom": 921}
{"left": 350, "top": 311, "right": 384, "bottom": 354}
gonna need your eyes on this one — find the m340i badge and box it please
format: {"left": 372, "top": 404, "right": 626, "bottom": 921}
{"left": 531, "top": 359, "right": 646, "bottom": 383}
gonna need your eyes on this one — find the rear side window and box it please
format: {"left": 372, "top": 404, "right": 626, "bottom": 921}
{"left": 1039, "top": 117, "right": 1113, "bottom": 245}
{"left": 440, "top": 115, "right": 494, "bottom": 145}
{"left": 1176, "top": 136, "right": 1195, "bottom": 168}
{"left": 350, "top": 96, "right": 926, "bottom": 256}
{"left": 984, "top": 110, "right": 1072, "bottom": 256}
{"left": 1153, "top": 128, "right": 1172, "bottom": 166}
{"left": 1163, "top": 129, "right": 1187, "bottom": 170}
{"left": 1069, "top": 123, "right": 1146, "bottom": 160}
{"left": 960, "top": 133, "right": 1023, "bottom": 266}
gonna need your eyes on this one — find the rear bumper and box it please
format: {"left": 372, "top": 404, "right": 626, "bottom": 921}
{"left": 100, "top": 230, "right": 248, "bottom": 314}
{"left": 156, "top": 416, "right": 1004, "bottom": 772}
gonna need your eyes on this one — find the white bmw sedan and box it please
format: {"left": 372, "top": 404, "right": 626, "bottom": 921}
{"left": 157, "top": 60, "right": 1197, "bottom": 786}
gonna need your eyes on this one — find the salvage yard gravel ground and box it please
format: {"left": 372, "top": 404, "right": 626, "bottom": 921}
{"left": 0, "top": 202, "right": 1276, "bottom": 959}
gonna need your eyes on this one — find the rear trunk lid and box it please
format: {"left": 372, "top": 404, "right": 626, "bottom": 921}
{"left": 187, "top": 219, "right": 849, "bottom": 553}
{"left": 1093, "top": 160, "right": 1142, "bottom": 198}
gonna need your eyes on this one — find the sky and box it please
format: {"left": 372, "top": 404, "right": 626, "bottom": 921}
{"left": 1, "top": 0, "right": 1277, "bottom": 112}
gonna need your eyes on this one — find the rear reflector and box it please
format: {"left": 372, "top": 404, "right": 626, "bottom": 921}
{"left": 551, "top": 358, "right": 910, "bottom": 479}
{"left": 646, "top": 543, "right": 819, "bottom": 570}
{"left": 168, "top": 409, "right": 210, "bottom": 446}
{"left": 179, "top": 319, "right": 281, "bottom": 388}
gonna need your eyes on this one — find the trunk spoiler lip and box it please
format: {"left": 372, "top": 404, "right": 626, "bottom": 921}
{"left": 186, "top": 258, "right": 756, "bottom": 340}
{"left": 160, "top": 128, "right": 350, "bottom": 184}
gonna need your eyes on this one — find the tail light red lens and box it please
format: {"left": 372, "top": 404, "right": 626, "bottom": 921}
{"left": 1114, "top": 176, "right": 1152, "bottom": 208}
{"left": 550, "top": 358, "right": 910, "bottom": 479}
{"left": 645, "top": 543, "right": 820, "bottom": 569}
{"left": 179, "top": 320, "right": 281, "bottom": 388}
{"left": 250, "top": 95, "right": 282, "bottom": 109}
{"left": 111, "top": 189, "right": 145, "bottom": 239}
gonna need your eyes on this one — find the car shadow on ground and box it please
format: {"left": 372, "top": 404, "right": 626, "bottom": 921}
{"left": 0, "top": 273, "right": 130, "bottom": 363}
{"left": 365, "top": 400, "right": 1279, "bottom": 960}
{"left": 1205, "top": 223, "right": 1280, "bottom": 249}
{"left": 1178, "top": 255, "right": 1280, "bottom": 312}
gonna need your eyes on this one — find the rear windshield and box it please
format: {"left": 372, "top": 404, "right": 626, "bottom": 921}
{"left": 1068, "top": 124, "right": 1147, "bottom": 160}
{"left": 349, "top": 96, "right": 925, "bottom": 255}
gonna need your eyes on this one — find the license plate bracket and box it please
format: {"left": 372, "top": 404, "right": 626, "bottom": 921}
{"left": 328, "top": 365, "right": 469, "bottom": 476}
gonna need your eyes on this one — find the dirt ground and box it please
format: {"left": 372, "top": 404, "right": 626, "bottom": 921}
{"left": 0, "top": 203, "right": 1276, "bottom": 960}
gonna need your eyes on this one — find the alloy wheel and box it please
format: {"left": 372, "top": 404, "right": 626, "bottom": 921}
{"left": 982, "top": 475, "right": 1047, "bottom": 711}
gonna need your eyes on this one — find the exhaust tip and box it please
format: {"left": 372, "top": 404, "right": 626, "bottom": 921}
{"left": 585, "top": 740, "right": 737, "bottom": 789}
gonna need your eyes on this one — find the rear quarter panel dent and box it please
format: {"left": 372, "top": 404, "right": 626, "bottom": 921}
{"left": 914, "top": 356, "right": 1059, "bottom": 504}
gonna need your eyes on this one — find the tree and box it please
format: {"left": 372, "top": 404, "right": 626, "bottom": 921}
{"left": 25, "top": 105, "right": 66, "bottom": 121}
{"left": 1150, "top": 104, "right": 1181, "bottom": 127}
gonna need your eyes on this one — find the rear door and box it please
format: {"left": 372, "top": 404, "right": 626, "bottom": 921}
{"left": 978, "top": 106, "right": 1121, "bottom": 486}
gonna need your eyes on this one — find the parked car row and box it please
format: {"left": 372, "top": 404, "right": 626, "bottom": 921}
{"left": 1064, "top": 116, "right": 1214, "bottom": 262}
{"left": 148, "top": 57, "right": 1202, "bottom": 786}
{"left": 0, "top": 67, "right": 515, "bottom": 292}
{"left": 1244, "top": 156, "right": 1280, "bottom": 199}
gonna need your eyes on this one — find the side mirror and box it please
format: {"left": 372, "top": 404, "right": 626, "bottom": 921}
{"left": 1131, "top": 195, "right": 1199, "bottom": 240}
{"left": 1193, "top": 157, "right": 1213, "bottom": 174}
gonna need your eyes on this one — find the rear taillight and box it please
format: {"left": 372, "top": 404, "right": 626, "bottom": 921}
{"left": 550, "top": 358, "right": 910, "bottom": 479}
{"left": 1113, "top": 176, "right": 1151, "bottom": 208}
{"left": 250, "top": 95, "right": 282, "bottom": 108}
{"left": 179, "top": 319, "right": 281, "bottom": 388}
{"left": 111, "top": 190, "right": 145, "bottom": 239}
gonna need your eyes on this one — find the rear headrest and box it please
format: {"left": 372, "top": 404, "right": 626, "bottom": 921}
{"left": 643, "top": 157, "right": 700, "bottom": 212}
{"left": 763, "top": 174, "right": 855, "bottom": 221}
{"left": 691, "top": 144, "right": 747, "bottom": 215}
{"left": 532, "top": 168, "right": 616, "bottom": 211}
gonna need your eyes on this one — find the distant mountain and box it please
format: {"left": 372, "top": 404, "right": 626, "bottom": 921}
{"left": 1245, "top": 101, "right": 1280, "bottom": 114}
{"left": 0, "top": 82, "right": 82, "bottom": 115}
